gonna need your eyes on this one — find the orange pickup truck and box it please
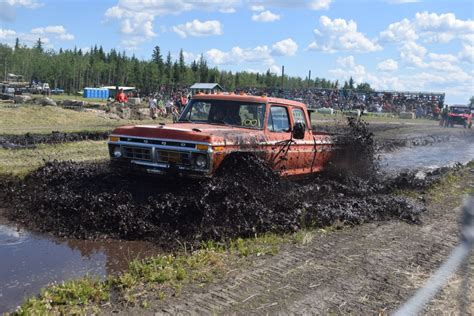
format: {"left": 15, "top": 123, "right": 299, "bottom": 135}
{"left": 108, "top": 94, "right": 335, "bottom": 178}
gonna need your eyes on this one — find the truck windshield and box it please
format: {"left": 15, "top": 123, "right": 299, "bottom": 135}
{"left": 450, "top": 107, "right": 469, "bottom": 114}
{"left": 179, "top": 100, "right": 266, "bottom": 129}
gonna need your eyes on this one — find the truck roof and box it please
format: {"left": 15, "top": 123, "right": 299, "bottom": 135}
{"left": 192, "top": 93, "right": 307, "bottom": 108}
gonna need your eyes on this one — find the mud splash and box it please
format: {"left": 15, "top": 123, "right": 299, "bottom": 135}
{"left": 1, "top": 157, "right": 429, "bottom": 248}
{"left": 0, "top": 131, "right": 110, "bottom": 149}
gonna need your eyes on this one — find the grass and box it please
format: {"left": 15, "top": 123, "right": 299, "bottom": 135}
{"left": 312, "top": 112, "right": 438, "bottom": 125}
{"left": 15, "top": 277, "right": 109, "bottom": 315}
{"left": 0, "top": 105, "right": 158, "bottom": 135}
{"left": 0, "top": 140, "right": 108, "bottom": 177}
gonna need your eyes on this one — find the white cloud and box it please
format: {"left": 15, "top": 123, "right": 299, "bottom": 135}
{"left": 252, "top": 10, "right": 280, "bottom": 22}
{"left": 30, "top": 25, "right": 74, "bottom": 41}
{"left": 327, "top": 55, "right": 473, "bottom": 103}
{"left": 269, "top": 64, "right": 281, "bottom": 74}
{"left": 308, "top": 16, "right": 381, "bottom": 53}
{"left": 0, "top": 0, "right": 42, "bottom": 21}
{"left": 385, "top": 0, "right": 421, "bottom": 4}
{"left": 105, "top": 0, "right": 238, "bottom": 47}
{"left": 250, "top": 5, "right": 264, "bottom": 11}
{"left": 105, "top": 0, "right": 333, "bottom": 48}
{"left": 380, "top": 12, "right": 474, "bottom": 45}
{"left": 181, "top": 51, "right": 196, "bottom": 63}
{"left": 377, "top": 59, "right": 399, "bottom": 71}
{"left": 251, "top": 0, "right": 331, "bottom": 10}
{"left": 308, "top": 0, "right": 331, "bottom": 10}
{"left": 329, "top": 55, "right": 366, "bottom": 83}
{"left": 428, "top": 53, "right": 457, "bottom": 63}
{"left": 0, "top": 28, "right": 16, "bottom": 39}
{"left": 399, "top": 41, "right": 426, "bottom": 66}
{"left": 459, "top": 45, "right": 474, "bottom": 64}
{"left": 172, "top": 19, "right": 223, "bottom": 38}
{"left": 379, "top": 18, "right": 418, "bottom": 42}
{"left": 206, "top": 45, "right": 274, "bottom": 65}
{"left": 272, "top": 38, "right": 298, "bottom": 56}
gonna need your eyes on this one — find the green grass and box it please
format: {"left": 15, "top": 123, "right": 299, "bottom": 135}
{"left": 0, "top": 140, "right": 108, "bottom": 177}
{"left": 0, "top": 105, "right": 158, "bottom": 135}
{"left": 15, "top": 277, "right": 109, "bottom": 315}
{"left": 312, "top": 112, "right": 437, "bottom": 125}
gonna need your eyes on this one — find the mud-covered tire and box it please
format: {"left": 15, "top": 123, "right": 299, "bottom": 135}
{"left": 216, "top": 153, "right": 278, "bottom": 185}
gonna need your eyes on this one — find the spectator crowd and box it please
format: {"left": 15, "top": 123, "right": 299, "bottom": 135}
{"left": 121, "top": 85, "right": 446, "bottom": 120}
{"left": 238, "top": 87, "right": 445, "bottom": 118}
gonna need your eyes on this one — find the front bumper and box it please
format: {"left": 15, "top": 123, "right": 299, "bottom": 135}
{"left": 108, "top": 136, "right": 213, "bottom": 178}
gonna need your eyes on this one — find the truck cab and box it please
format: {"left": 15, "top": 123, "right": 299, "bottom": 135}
{"left": 108, "top": 94, "right": 334, "bottom": 178}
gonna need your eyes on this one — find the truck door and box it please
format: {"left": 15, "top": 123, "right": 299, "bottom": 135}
{"left": 266, "top": 105, "right": 293, "bottom": 174}
{"left": 289, "top": 107, "right": 316, "bottom": 174}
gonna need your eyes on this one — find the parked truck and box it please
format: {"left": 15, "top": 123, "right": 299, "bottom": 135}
{"left": 108, "top": 93, "right": 336, "bottom": 178}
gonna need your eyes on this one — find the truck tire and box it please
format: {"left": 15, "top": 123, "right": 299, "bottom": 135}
{"left": 216, "top": 153, "right": 277, "bottom": 185}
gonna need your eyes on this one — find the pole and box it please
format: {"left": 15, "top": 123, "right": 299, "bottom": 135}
{"left": 308, "top": 70, "right": 311, "bottom": 87}
{"left": 281, "top": 65, "right": 284, "bottom": 88}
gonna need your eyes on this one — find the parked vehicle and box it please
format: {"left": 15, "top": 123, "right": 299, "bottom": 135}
{"left": 447, "top": 105, "right": 472, "bottom": 128}
{"left": 108, "top": 94, "right": 336, "bottom": 178}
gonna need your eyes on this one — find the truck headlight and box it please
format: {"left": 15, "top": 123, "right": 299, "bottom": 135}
{"left": 195, "top": 154, "right": 207, "bottom": 168}
{"left": 113, "top": 146, "right": 122, "bottom": 158}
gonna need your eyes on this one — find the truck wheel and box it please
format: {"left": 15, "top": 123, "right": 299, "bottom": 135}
{"left": 216, "top": 153, "right": 277, "bottom": 185}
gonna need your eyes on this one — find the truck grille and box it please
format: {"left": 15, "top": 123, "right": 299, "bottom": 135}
{"left": 156, "top": 150, "right": 191, "bottom": 166}
{"left": 123, "top": 147, "right": 152, "bottom": 161}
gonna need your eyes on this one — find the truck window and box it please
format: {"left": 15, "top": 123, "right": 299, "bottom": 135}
{"left": 268, "top": 106, "right": 290, "bottom": 132}
{"left": 179, "top": 100, "right": 265, "bottom": 129}
{"left": 292, "top": 108, "right": 306, "bottom": 128}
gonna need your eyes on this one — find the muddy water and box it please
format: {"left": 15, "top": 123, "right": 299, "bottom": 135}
{"left": 0, "top": 214, "right": 159, "bottom": 313}
{"left": 381, "top": 139, "right": 474, "bottom": 172}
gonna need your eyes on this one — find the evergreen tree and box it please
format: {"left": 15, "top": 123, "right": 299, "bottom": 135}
{"left": 34, "top": 38, "right": 43, "bottom": 52}
{"left": 348, "top": 76, "right": 355, "bottom": 90}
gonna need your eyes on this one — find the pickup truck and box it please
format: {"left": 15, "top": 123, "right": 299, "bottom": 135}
{"left": 108, "top": 94, "right": 335, "bottom": 178}
{"left": 447, "top": 105, "right": 472, "bottom": 128}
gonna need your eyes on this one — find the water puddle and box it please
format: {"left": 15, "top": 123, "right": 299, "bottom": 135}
{"left": 0, "top": 215, "right": 159, "bottom": 313}
{"left": 380, "top": 140, "right": 474, "bottom": 173}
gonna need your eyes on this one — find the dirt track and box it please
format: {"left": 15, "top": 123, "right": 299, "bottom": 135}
{"left": 114, "top": 166, "right": 474, "bottom": 315}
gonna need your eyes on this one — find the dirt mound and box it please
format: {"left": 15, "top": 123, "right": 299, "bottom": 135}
{"left": 1, "top": 158, "right": 430, "bottom": 247}
{"left": 0, "top": 131, "right": 110, "bottom": 149}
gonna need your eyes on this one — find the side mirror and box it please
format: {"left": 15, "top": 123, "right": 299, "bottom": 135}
{"left": 292, "top": 122, "right": 306, "bottom": 139}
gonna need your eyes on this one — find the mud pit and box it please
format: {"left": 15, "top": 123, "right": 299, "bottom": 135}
{"left": 0, "top": 119, "right": 440, "bottom": 246}
{"left": 2, "top": 161, "right": 430, "bottom": 248}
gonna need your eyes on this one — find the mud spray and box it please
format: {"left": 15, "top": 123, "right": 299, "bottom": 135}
{"left": 0, "top": 119, "right": 443, "bottom": 248}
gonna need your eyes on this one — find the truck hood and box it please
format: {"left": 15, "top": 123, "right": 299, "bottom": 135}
{"left": 112, "top": 123, "right": 267, "bottom": 145}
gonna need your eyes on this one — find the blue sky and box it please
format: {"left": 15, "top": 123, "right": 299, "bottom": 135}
{"left": 0, "top": 0, "right": 473, "bottom": 103}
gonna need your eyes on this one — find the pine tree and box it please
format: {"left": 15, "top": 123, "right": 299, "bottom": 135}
{"left": 34, "top": 38, "right": 43, "bottom": 52}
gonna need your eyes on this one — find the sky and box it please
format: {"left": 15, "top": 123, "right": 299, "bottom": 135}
{"left": 0, "top": 0, "right": 473, "bottom": 103}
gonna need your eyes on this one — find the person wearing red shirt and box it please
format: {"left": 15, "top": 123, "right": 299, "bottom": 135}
{"left": 115, "top": 89, "right": 128, "bottom": 105}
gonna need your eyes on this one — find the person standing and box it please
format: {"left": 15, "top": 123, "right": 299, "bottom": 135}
{"left": 440, "top": 105, "right": 448, "bottom": 127}
{"left": 115, "top": 89, "right": 128, "bottom": 106}
{"left": 148, "top": 95, "right": 158, "bottom": 119}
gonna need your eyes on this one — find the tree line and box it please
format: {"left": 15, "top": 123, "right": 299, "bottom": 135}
{"left": 0, "top": 38, "right": 374, "bottom": 95}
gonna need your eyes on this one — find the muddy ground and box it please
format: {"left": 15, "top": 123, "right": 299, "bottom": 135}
{"left": 134, "top": 165, "right": 473, "bottom": 315}
{"left": 0, "top": 131, "right": 110, "bottom": 149}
